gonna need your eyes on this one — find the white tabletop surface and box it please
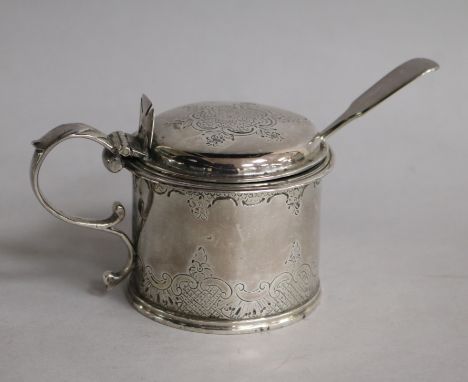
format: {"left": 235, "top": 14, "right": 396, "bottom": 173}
{"left": 1, "top": 1, "right": 467, "bottom": 381}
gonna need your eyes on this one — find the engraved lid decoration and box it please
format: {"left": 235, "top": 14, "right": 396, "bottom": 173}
{"left": 136, "top": 96, "right": 331, "bottom": 184}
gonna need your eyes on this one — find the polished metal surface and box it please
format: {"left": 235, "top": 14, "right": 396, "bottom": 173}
{"left": 130, "top": 174, "right": 322, "bottom": 333}
{"left": 125, "top": 147, "right": 333, "bottom": 192}
{"left": 127, "top": 282, "right": 321, "bottom": 334}
{"left": 30, "top": 57, "right": 439, "bottom": 333}
{"left": 30, "top": 124, "right": 136, "bottom": 289}
{"left": 146, "top": 102, "right": 330, "bottom": 183}
{"left": 316, "top": 58, "right": 439, "bottom": 140}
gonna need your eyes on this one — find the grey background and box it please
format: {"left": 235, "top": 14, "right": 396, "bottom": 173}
{"left": 1, "top": 1, "right": 467, "bottom": 381}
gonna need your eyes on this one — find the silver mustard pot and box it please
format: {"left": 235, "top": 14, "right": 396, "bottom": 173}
{"left": 31, "top": 58, "right": 438, "bottom": 333}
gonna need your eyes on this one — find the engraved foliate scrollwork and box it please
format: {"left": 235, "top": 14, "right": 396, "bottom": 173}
{"left": 283, "top": 186, "right": 306, "bottom": 215}
{"left": 165, "top": 103, "right": 308, "bottom": 146}
{"left": 134, "top": 241, "right": 318, "bottom": 320}
{"left": 141, "top": 180, "right": 320, "bottom": 221}
{"left": 185, "top": 194, "right": 214, "bottom": 221}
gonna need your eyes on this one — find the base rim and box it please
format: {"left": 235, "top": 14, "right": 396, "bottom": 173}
{"left": 126, "top": 281, "right": 321, "bottom": 334}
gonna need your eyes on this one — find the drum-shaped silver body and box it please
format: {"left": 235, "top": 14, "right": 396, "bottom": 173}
{"left": 128, "top": 175, "right": 323, "bottom": 333}
{"left": 30, "top": 61, "right": 439, "bottom": 334}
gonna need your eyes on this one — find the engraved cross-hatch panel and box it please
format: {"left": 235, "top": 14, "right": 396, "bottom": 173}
{"left": 134, "top": 241, "right": 318, "bottom": 320}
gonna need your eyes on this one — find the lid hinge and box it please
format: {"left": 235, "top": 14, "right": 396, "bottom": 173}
{"left": 108, "top": 131, "right": 147, "bottom": 158}
{"left": 103, "top": 131, "right": 148, "bottom": 173}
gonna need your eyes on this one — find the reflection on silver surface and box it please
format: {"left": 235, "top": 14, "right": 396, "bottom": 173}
{"left": 30, "top": 58, "right": 439, "bottom": 333}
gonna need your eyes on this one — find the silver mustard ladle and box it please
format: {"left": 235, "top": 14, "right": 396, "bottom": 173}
{"left": 315, "top": 58, "right": 439, "bottom": 142}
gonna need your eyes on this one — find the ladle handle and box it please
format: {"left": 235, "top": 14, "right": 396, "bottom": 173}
{"left": 317, "top": 58, "right": 439, "bottom": 140}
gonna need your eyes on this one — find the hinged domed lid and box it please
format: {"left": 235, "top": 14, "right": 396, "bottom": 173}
{"left": 136, "top": 96, "right": 330, "bottom": 183}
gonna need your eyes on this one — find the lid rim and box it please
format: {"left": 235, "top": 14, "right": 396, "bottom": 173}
{"left": 149, "top": 102, "right": 322, "bottom": 182}
{"left": 140, "top": 142, "right": 330, "bottom": 184}
{"left": 124, "top": 146, "right": 334, "bottom": 192}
